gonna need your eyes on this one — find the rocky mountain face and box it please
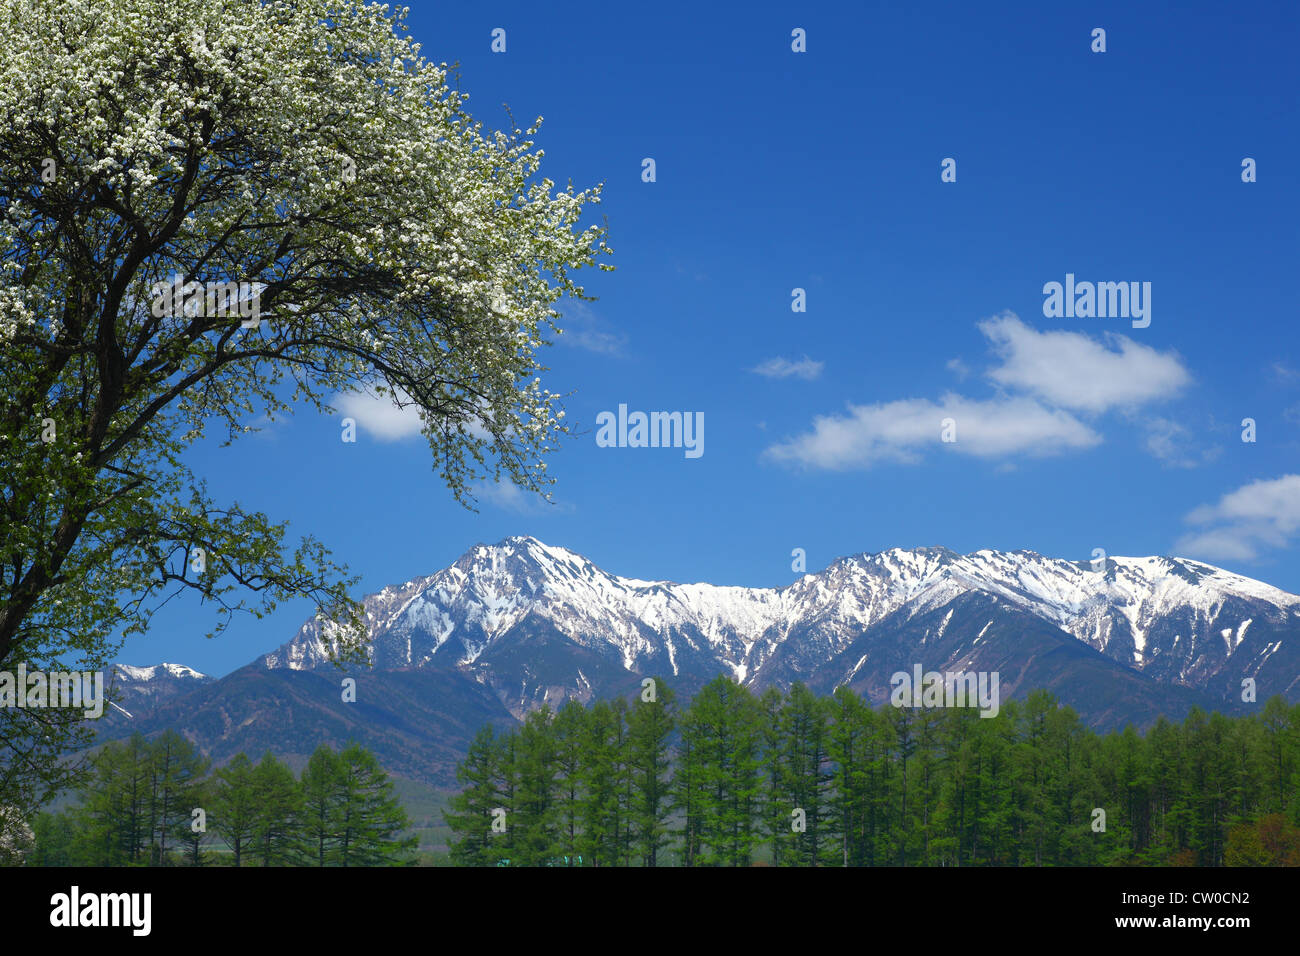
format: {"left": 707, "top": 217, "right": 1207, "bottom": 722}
{"left": 107, "top": 536, "right": 1300, "bottom": 785}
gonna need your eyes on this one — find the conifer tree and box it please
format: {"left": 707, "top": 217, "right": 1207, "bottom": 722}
{"left": 776, "top": 683, "right": 832, "bottom": 866}
{"left": 625, "top": 678, "right": 675, "bottom": 866}
{"left": 672, "top": 699, "right": 705, "bottom": 867}
{"left": 758, "top": 686, "right": 787, "bottom": 865}
{"left": 333, "top": 743, "right": 416, "bottom": 866}
{"left": 493, "top": 731, "right": 520, "bottom": 865}
{"left": 300, "top": 745, "right": 345, "bottom": 866}
{"left": 210, "top": 753, "right": 258, "bottom": 867}
{"left": 827, "top": 686, "right": 871, "bottom": 866}
{"left": 685, "top": 676, "right": 763, "bottom": 866}
{"left": 511, "top": 707, "right": 559, "bottom": 866}
{"left": 444, "top": 725, "right": 505, "bottom": 867}
{"left": 550, "top": 699, "right": 588, "bottom": 865}
{"left": 147, "top": 729, "right": 209, "bottom": 864}
{"left": 579, "top": 700, "right": 625, "bottom": 866}
{"left": 249, "top": 752, "right": 301, "bottom": 866}
{"left": 75, "top": 733, "right": 151, "bottom": 865}
{"left": 180, "top": 777, "right": 210, "bottom": 866}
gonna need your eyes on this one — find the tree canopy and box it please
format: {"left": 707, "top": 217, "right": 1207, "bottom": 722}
{"left": 0, "top": 0, "right": 610, "bottom": 814}
{"left": 445, "top": 679, "right": 1300, "bottom": 867}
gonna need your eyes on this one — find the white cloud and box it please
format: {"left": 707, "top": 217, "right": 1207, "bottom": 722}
{"left": 470, "top": 480, "right": 572, "bottom": 514}
{"left": 751, "top": 355, "right": 824, "bottom": 381}
{"left": 334, "top": 387, "right": 424, "bottom": 441}
{"left": 556, "top": 301, "right": 627, "bottom": 356}
{"left": 472, "top": 481, "right": 533, "bottom": 512}
{"left": 1271, "top": 361, "right": 1300, "bottom": 385}
{"left": 980, "top": 312, "right": 1190, "bottom": 413}
{"left": 332, "top": 387, "right": 500, "bottom": 443}
{"left": 1142, "top": 417, "right": 1220, "bottom": 469}
{"left": 764, "top": 312, "right": 1194, "bottom": 471}
{"left": 763, "top": 394, "right": 1100, "bottom": 469}
{"left": 945, "top": 357, "right": 971, "bottom": 380}
{"left": 1176, "top": 474, "right": 1300, "bottom": 561}
{"left": 238, "top": 412, "right": 287, "bottom": 440}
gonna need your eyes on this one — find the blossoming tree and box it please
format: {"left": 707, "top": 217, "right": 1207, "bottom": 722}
{"left": 0, "top": 0, "right": 611, "bottom": 812}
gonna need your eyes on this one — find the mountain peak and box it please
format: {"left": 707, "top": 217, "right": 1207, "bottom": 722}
{"left": 115, "top": 662, "right": 209, "bottom": 682}
{"left": 454, "top": 536, "right": 600, "bottom": 581}
{"left": 489, "top": 534, "right": 545, "bottom": 550}
{"left": 464, "top": 534, "right": 589, "bottom": 563}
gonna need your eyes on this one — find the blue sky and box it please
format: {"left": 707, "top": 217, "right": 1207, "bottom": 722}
{"left": 122, "top": 0, "right": 1300, "bottom": 676}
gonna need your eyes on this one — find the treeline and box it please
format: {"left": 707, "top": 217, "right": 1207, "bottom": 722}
{"left": 444, "top": 677, "right": 1300, "bottom": 867}
{"left": 31, "top": 731, "right": 416, "bottom": 866}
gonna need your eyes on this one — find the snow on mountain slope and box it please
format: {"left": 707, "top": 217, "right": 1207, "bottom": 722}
{"left": 259, "top": 536, "right": 1300, "bottom": 712}
{"left": 103, "top": 661, "right": 214, "bottom": 724}
{"left": 868, "top": 548, "right": 1300, "bottom": 666}
{"left": 115, "top": 662, "right": 209, "bottom": 682}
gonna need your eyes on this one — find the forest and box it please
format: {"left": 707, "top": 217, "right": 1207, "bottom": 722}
{"left": 444, "top": 677, "right": 1300, "bottom": 867}
{"left": 28, "top": 733, "right": 416, "bottom": 866}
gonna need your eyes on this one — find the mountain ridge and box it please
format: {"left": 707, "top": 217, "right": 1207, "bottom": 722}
{"left": 257, "top": 535, "right": 1300, "bottom": 701}
{"left": 104, "top": 536, "right": 1300, "bottom": 785}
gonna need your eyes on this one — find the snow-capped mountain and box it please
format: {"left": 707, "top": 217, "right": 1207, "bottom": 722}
{"left": 105, "top": 662, "right": 212, "bottom": 720}
{"left": 258, "top": 536, "right": 1300, "bottom": 721}
{"left": 103, "top": 537, "right": 1300, "bottom": 785}
{"left": 115, "top": 662, "right": 208, "bottom": 683}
